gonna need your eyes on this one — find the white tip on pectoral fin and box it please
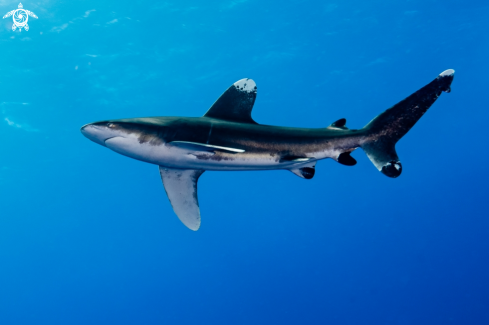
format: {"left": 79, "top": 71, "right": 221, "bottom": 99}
{"left": 159, "top": 167, "right": 205, "bottom": 231}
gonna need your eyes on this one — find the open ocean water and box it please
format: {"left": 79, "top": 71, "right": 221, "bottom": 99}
{"left": 1, "top": 0, "right": 488, "bottom": 324}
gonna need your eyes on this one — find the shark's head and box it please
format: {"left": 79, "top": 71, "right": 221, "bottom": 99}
{"left": 80, "top": 121, "right": 127, "bottom": 147}
{"left": 81, "top": 118, "right": 172, "bottom": 165}
{"left": 81, "top": 117, "right": 170, "bottom": 146}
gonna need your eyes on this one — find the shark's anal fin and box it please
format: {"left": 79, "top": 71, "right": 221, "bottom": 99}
{"left": 204, "top": 79, "right": 257, "bottom": 124}
{"left": 288, "top": 161, "right": 317, "bottom": 179}
{"left": 337, "top": 152, "right": 357, "bottom": 166}
{"left": 169, "top": 141, "right": 245, "bottom": 153}
{"left": 159, "top": 167, "right": 205, "bottom": 231}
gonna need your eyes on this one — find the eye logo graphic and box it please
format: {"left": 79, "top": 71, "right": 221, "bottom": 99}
{"left": 3, "top": 3, "right": 37, "bottom": 32}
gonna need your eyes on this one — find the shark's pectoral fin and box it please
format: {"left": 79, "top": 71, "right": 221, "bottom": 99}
{"left": 203, "top": 78, "right": 257, "bottom": 124}
{"left": 288, "top": 161, "right": 317, "bottom": 179}
{"left": 168, "top": 141, "right": 245, "bottom": 153}
{"left": 159, "top": 167, "right": 205, "bottom": 231}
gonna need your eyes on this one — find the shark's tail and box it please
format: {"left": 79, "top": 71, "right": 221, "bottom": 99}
{"left": 360, "top": 69, "right": 455, "bottom": 178}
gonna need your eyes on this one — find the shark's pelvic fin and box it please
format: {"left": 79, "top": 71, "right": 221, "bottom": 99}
{"left": 288, "top": 161, "right": 317, "bottom": 179}
{"left": 204, "top": 78, "right": 257, "bottom": 124}
{"left": 361, "top": 69, "right": 455, "bottom": 178}
{"left": 169, "top": 141, "right": 245, "bottom": 153}
{"left": 159, "top": 167, "right": 205, "bottom": 231}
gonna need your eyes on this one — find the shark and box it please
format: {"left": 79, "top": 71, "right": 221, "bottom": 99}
{"left": 81, "top": 69, "right": 455, "bottom": 231}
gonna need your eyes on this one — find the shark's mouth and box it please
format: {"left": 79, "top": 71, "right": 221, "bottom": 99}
{"left": 104, "top": 136, "right": 119, "bottom": 143}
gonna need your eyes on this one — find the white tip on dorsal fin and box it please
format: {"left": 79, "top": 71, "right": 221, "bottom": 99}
{"left": 203, "top": 78, "right": 257, "bottom": 124}
{"left": 159, "top": 167, "right": 205, "bottom": 231}
{"left": 233, "top": 79, "right": 256, "bottom": 93}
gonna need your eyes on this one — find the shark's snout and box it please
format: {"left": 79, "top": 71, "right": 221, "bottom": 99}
{"left": 81, "top": 122, "right": 120, "bottom": 146}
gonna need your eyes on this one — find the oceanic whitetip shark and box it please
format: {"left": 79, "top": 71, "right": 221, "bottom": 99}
{"left": 81, "top": 69, "right": 455, "bottom": 230}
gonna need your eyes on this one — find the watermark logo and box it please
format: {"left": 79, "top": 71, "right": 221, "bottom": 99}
{"left": 3, "top": 3, "right": 37, "bottom": 32}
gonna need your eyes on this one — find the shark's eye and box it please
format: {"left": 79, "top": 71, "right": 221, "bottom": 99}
{"left": 107, "top": 123, "right": 116, "bottom": 128}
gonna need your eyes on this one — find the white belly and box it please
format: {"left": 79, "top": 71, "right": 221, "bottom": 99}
{"left": 104, "top": 136, "right": 310, "bottom": 171}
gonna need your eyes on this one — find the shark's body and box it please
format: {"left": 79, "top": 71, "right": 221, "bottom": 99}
{"left": 81, "top": 70, "right": 455, "bottom": 230}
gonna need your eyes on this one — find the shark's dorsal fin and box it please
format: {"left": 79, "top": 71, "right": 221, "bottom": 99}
{"left": 159, "top": 167, "right": 205, "bottom": 231}
{"left": 204, "top": 79, "right": 257, "bottom": 124}
{"left": 330, "top": 118, "right": 348, "bottom": 129}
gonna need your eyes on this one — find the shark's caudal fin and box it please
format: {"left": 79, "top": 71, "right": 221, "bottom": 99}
{"left": 361, "top": 69, "right": 455, "bottom": 178}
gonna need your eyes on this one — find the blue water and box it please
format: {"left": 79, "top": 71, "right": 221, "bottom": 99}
{"left": 1, "top": 0, "right": 488, "bottom": 324}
